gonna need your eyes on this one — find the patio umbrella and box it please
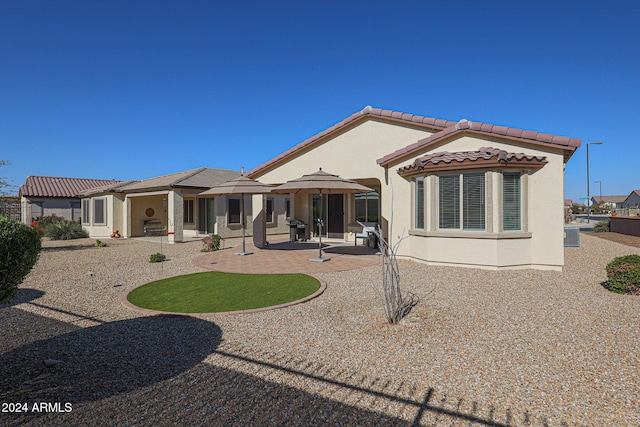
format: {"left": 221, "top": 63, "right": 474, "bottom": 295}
{"left": 271, "top": 168, "right": 373, "bottom": 262}
{"left": 199, "top": 172, "right": 274, "bottom": 256}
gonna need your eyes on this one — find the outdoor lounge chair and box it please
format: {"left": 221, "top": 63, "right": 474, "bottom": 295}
{"left": 355, "top": 222, "right": 378, "bottom": 246}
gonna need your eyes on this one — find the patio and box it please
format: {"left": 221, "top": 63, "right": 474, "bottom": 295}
{"left": 192, "top": 239, "right": 381, "bottom": 274}
{"left": 2, "top": 233, "right": 640, "bottom": 426}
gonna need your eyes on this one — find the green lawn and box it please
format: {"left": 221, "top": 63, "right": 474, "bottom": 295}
{"left": 127, "top": 271, "right": 321, "bottom": 313}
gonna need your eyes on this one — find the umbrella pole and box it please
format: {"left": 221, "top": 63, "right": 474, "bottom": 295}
{"left": 235, "top": 192, "right": 253, "bottom": 256}
{"left": 310, "top": 189, "right": 330, "bottom": 262}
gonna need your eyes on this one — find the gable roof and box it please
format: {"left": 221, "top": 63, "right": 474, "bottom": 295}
{"left": 247, "top": 106, "right": 457, "bottom": 178}
{"left": 378, "top": 119, "right": 581, "bottom": 167}
{"left": 79, "top": 168, "right": 241, "bottom": 196}
{"left": 624, "top": 191, "right": 640, "bottom": 202}
{"left": 397, "top": 147, "right": 548, "bottom": 177}
{"left": 19, "top": 176, "right": 122, "bottom": 198}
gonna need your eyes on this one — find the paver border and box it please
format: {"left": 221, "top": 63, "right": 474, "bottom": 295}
{"left": 119, "top": 275, "right": 327, "bottom": 318}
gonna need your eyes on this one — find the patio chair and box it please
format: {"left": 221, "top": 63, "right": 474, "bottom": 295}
{"left": 355, "top": 222, "right": 378, "bottom": 246}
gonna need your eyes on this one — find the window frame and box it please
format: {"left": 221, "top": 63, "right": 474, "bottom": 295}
{"left": 81, "top": 198, "right": 90, "bottom": 225}
{"left": 183, "top": 198, "right": 195, "bottom": 224}
{"left": 502, "top": 172, "right": 522, "bottom": 231}
{"left": 438, "top": 172, "right": 486, "bottom": 232}
{"left": 414, "top": 178, "right": 425, "bottom": 229}
{"left": 93, "top": 197, "right": 106, "bottom": 226}
{"left": 266, "top": 197, "right": 274, "bottom": 223}
{"left": 355, "top": 190, "right": 380, "bottom": 224}
{"left": 228, "top": 197, "right": 241, "bottom": 225}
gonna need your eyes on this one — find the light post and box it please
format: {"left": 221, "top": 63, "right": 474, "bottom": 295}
{"left": 594, "top": 180, "right": 602, "bottom": 209}
{"left": 586, "top": 142, "right": 603, "bottom": 223}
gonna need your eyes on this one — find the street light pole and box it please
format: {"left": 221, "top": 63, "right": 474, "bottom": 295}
{"left": 586, "top": 142, "right": 603, "bottom": 224}
{"left": 594, "top": 180, "right": 602, "bottom": 206}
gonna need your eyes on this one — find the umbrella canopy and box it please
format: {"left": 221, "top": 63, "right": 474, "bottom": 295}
{"left": 271, "top": 169, "right": 373, "bottom": 195}
{"left": 199, "top": 175, "right": 274, "bottom": 196}
{"left": 272, "top": 169, "right": 373, "bottom": 262}
{"left": 199, "top": 174, "right": 274, "bottom": 256}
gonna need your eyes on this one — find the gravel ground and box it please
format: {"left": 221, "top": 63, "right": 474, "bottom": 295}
{"left": 1, "top": 234, "right": 640, "bottom": 426}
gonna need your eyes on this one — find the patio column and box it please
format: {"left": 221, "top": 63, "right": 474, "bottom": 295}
{"left": 252, "top": 194, "right": 266, "bottom": 248}
{"left": 167, "top": 190, "right": 183, "bottom": 243}
{"left": 123, "top": 196, "right": 131, "bottom": 238}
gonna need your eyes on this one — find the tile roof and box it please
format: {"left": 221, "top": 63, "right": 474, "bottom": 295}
{"left": 247, "top": 106, "right": 456, "bottom": 178}
{"left": 397, "top": 147, "right": 548, "bottom": 177}
{"left": 79, "top": 168, "right": 241, "bottom": 196}
{"left": 378, "top": 119, "right": 581, "bottom": 167}
{"left": 19, "top": 176, "right": 122, "bottom": 198}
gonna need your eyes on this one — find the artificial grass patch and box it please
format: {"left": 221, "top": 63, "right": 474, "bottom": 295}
{"left": 127, "top": 271, "right": 321, "bottom": 313}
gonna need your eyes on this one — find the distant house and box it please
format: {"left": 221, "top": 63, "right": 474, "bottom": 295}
{"left": 590, "top": 195, "right": 627, "bottom": 209}
{"left": 19, "top": 176, "right": 121, "bottom": 224}
{"left": 622, "top": 190, "right": 640, "bottom": 209}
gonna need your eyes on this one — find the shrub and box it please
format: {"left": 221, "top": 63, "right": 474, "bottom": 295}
{"left": 150, "top": 253, "right": 166, "bottom": 263}
{"left": 44, "top": 218, "right": 89, "bottom": 240}
{"left": 202, "top": 234, "right": 222, "bottom": 252}
{"left": 592, "top": 220, "right": 610, "bottom": 233}
{"left": 0, "top": 214, "right": 42, "bottom": 303}
{"left": 95, "top": 239, "right": 107, "bottom": 247}
{"left": 605, "top": 254, "right": 640, "bottom": 294}
{"left": 36, "top": 214, "right": 63, "bottom": 230}
{"left": 30, "top": 220, "right": 43, "bottom": 236}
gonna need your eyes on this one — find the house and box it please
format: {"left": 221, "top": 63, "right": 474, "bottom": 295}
{"left": 77, "top": 167, "right": 294, "bottom": 243}
{"left": 622, "top": 190, "right": 640, "bottom": 209}
{"left": 248, "top": 106, "right": 581, "bottom": 270}
{"left": 590, "top": 195, "right": 627, "bottom": 209}
{"left": 19, "top": 176, "right": 121, "bottom": 224}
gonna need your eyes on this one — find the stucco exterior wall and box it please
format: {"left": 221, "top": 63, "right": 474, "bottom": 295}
{"left": 214, "top": 195, "right": 254, "bottom": 239}
{"left": 82, "top": 194, "right": 119, "bottom": 238}
{"left": 21, "top": 197, "right": 81, "bottom": 223}
{"left": 388, "top": 135, "right": 566, "bottom": 270}
{"left": 254, "top": 118, "right": 570, "bottom": 270}
{"left": 256, "top": 120, "right": 436, "bottom": 242}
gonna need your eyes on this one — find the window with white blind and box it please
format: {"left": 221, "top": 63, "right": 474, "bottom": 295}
{"left": 503, "top": 172, "right": 521, "bottom": 230}
{"left": 439, "top": 173, "right": 485, "bottom": 231}
{"left": 439, "top": 175, "right": 460, "bottom": 229}
{"left": 415, "top": 178, "right": 425, "bottom": 229}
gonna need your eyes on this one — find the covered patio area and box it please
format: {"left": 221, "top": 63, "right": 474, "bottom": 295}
{"left": 192, "top": 239, "right": 381, "bottom": 274}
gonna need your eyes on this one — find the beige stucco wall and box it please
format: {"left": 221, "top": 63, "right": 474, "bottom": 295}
{"left": 254, "top": 117, "right": 569, "bottom": 270}
{"left": 389, "top": 135, "right": 566, "bottom": 270}
{"left": 82, "top": 194, "right": 122, "bottom": 238}
{"left": 255, "top": 119, "right": 436, "bottom": 242}
{"left": 21, "top": 197, "right": 81, "bottom": 223}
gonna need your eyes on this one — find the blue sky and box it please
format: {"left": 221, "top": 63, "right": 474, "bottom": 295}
{"left": 1, "top": 1, "right": 638, "bottom": 201}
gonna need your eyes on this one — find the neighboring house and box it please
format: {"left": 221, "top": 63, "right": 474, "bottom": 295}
{"left": 622, "top": 190, "right": 640, "bottom": 209}
{"left": 590, "top": 195, "right": 626, "bottom": 209}
{"left": 248, "top": 106, "right": 581, "bottom": 270}
{"left": 19, "top": 176, "right": 121, "bottom": 224}
{"left": 77, "top": 167, "right": 290, "bottom": 243}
